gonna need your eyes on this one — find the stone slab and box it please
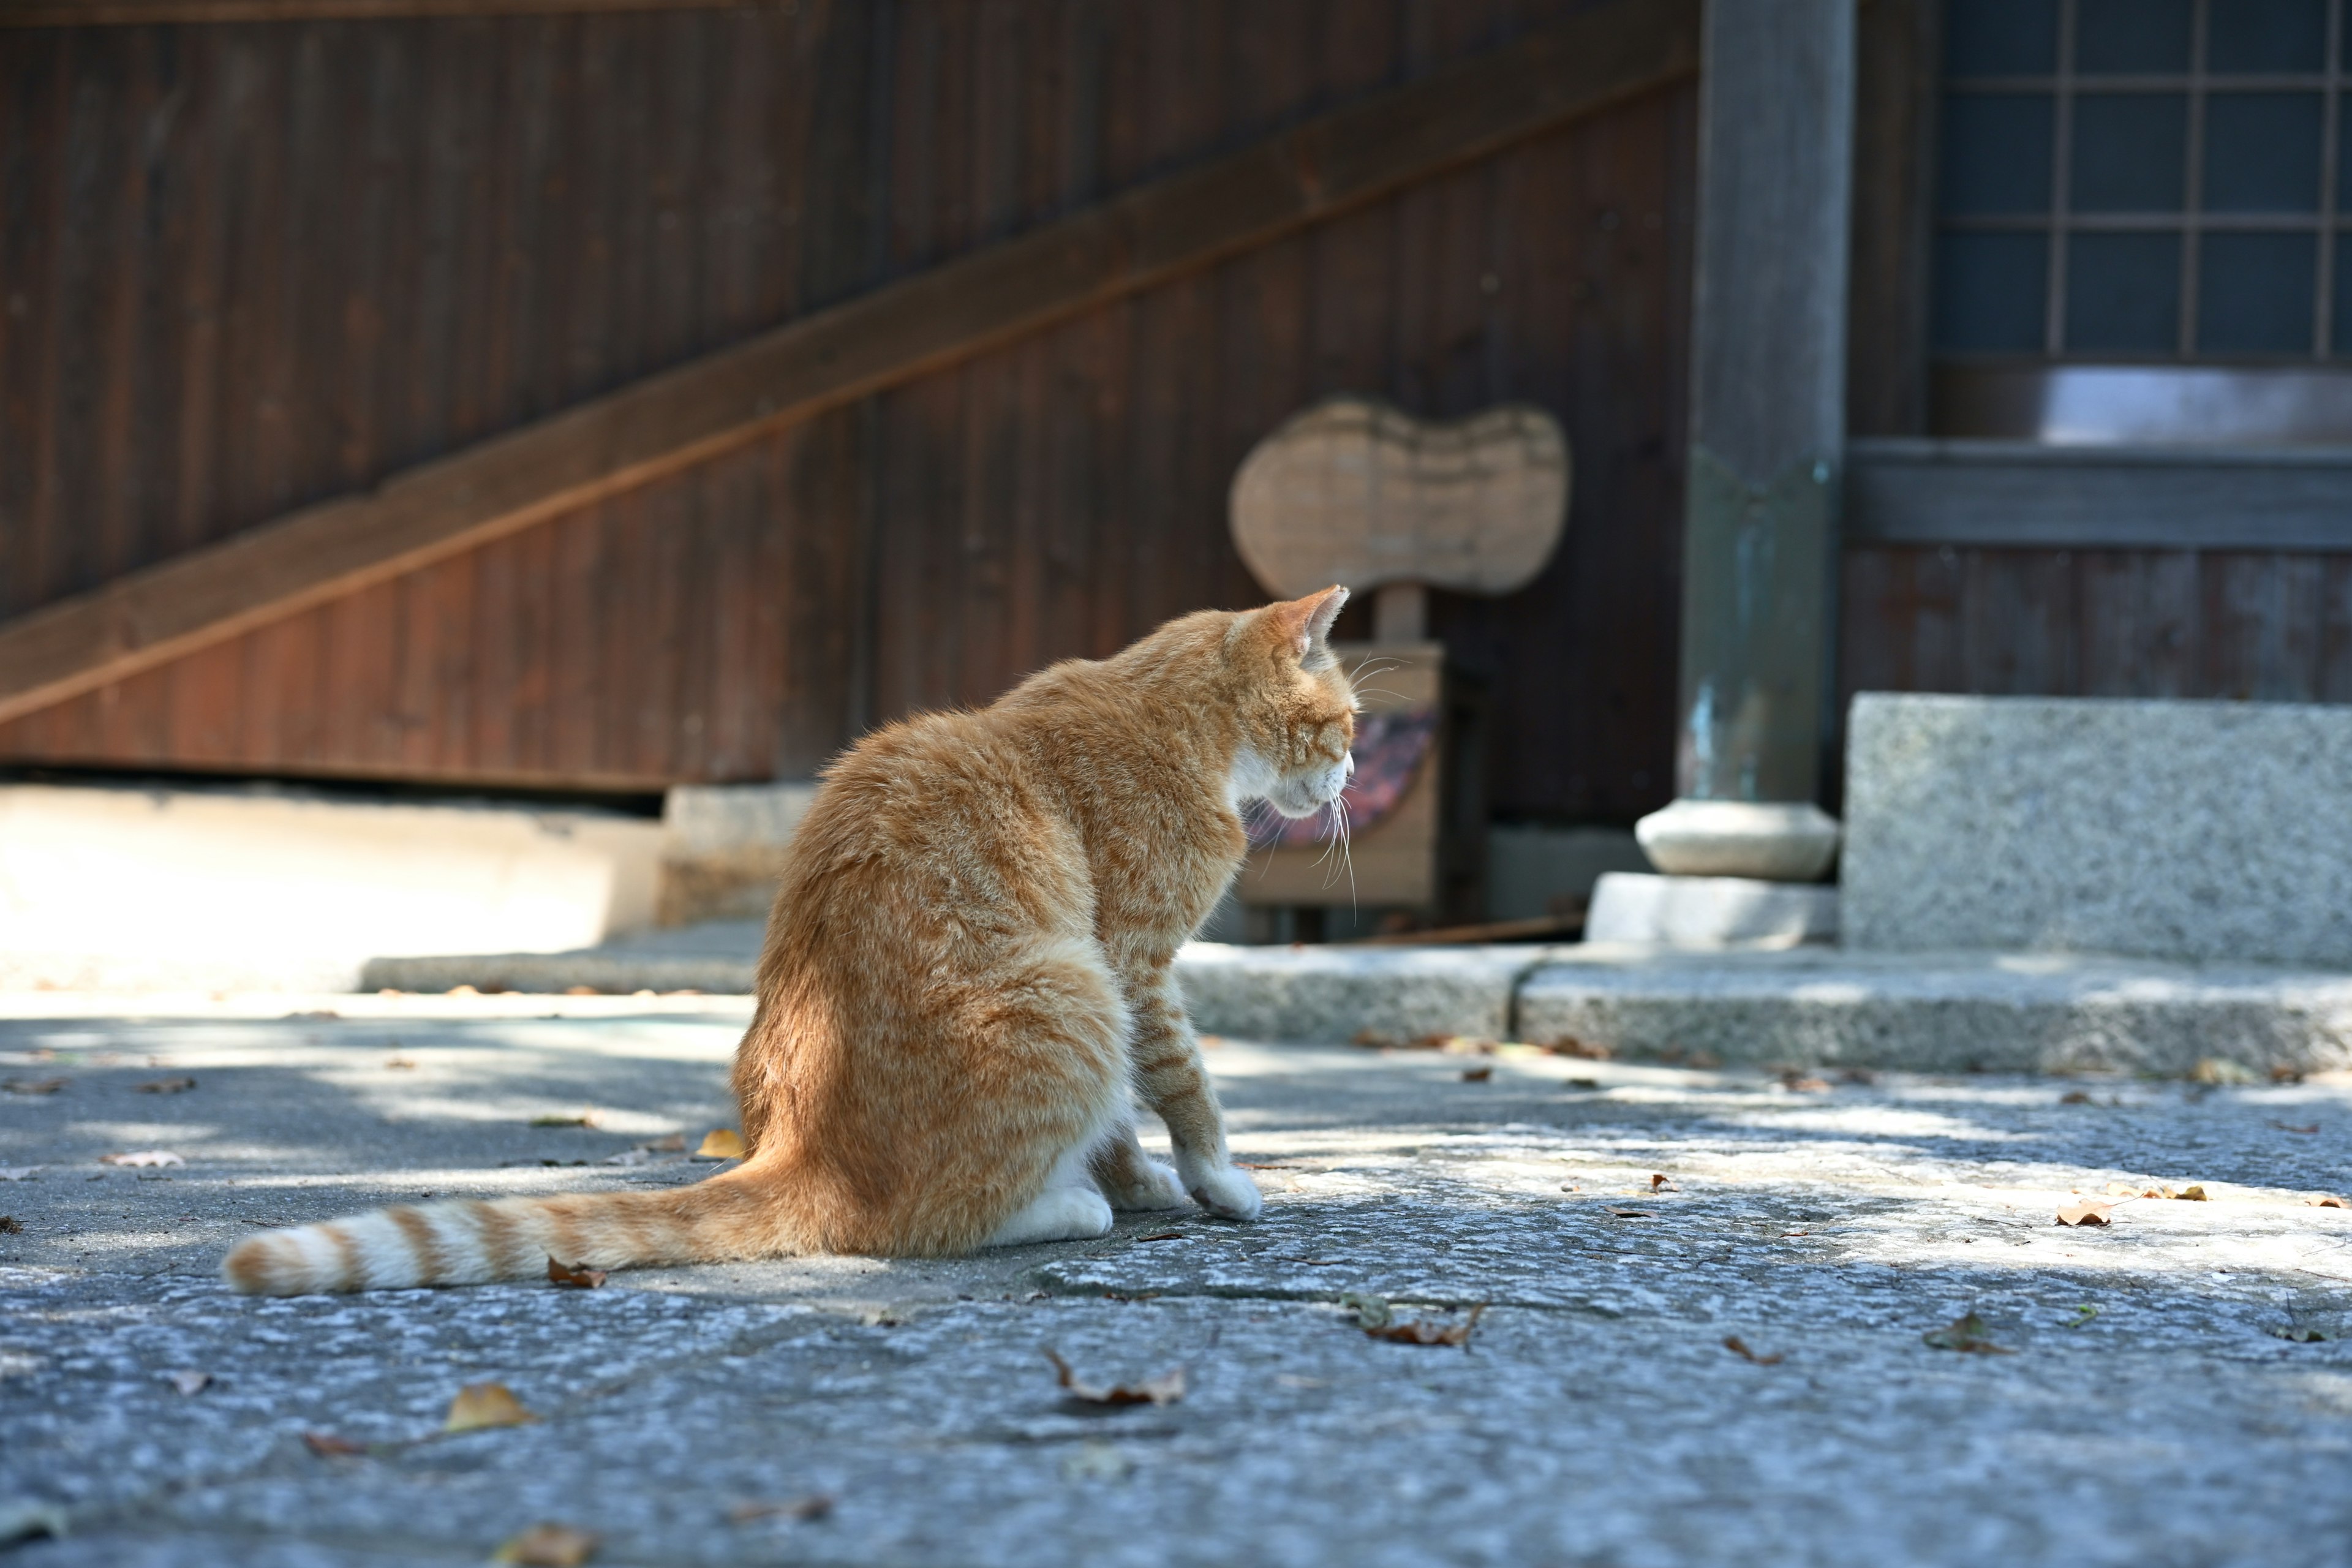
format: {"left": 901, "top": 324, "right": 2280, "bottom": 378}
{"left": 1520, "top": 944, "right": 2352, "bottom": 1074}
{"left": 1844, "top": 692, "right": 2352, "bottom": 966}
{"left": 1172, "top": 942, "right": 1540, "bottom": 1043}
{"left": 1585, "top": 871, "right": 1838, "bottom": 948}
{"left": 655, "top": 783, "right": 819, "bottom": 926}
{"left": 0, "top": 784, "right": 661, "bottom": 994}
{"left": 2, "top": 998, "right": 2350, "bottom": 1568}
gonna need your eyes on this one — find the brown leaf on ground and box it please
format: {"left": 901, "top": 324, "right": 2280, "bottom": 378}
{"left": 2059, "top": 1090, "right": 2093, "bottom": 1104}
{"left": 135, "top": 1076, "right": 197, "bottom": 1094}
{"left": 529, "top": 1112, "right": 600, "bottom": 1128}
{"left": 2270, "top": 1121, "right": 2320, "bottom": 1135}
{"left": 2270, "top": 1065, "right": 2306, "bottom": 1083}
{"left": 728, "top": 1495, "right": 834, "bottom": 1524}
{"left": 564, "top": 986, "right": 600, "bottom": 997}
{"left": 100, "top": 1150, "right": 184, "bottom": 1168}
{"left": 2169, "top": 1185, "right": 2209, "bottom": 1200}
{"left": 1349, "top": 1029, "right": 1395, "bottom": 1049}
{"left": 168, "top": 1370, "right": 211, "bottom": 1396}
{"left": 303, "top": 1431, "right": 367, "bottom": 1457}
{"left": 1366, "top": 1304, "right": 1487, "bottom": 1348}
{"left": 1723, "top": 1336, "right": 1782, "bottom": 1365}
{"left": 2056, "top": 1202, "right": 2113, "bottom": 1227}
{"left": 444, "top": 1381, "right": 537, "bottom": 1433}
{"left": 1045, "top": 1349, "right": 1186, "bottom": 1405}
{"left": 1605, "top": 1206, "right": 1653, "bottom": 1219}
{"left": 492, "top": 1523, "right": 600, "bottom": 1566}
{"left": 1777, "top": 1071, "right": 1832, "bottom": 1093}
{"left": 1922, "top": 1312, "right": 2013, "bottom": 1354}
{"left": 1460, "top": 1067, "right": 1493, "bottom": 1082}
{"left": 447, "top": 985, "right": 480, "bottom": 997}
{"left": 1687, "top": 1050, "right": 1724, "bottom": 1070}
{"left": 0, "top": 1216, "right": 20, "bottom": 1234}
{"left": 1648, "top": 1174, "right": 1676, "bottom": 1193}
{"left": 383, "top": 1057, "right": 417, "bottom": 1071}
{"left": 1545, "top": 1036, "right": 1613, "bottom": 1060}
{"left": 1, "top": 1077, "right": 65, "bottom": 1096}
{"left": 1233, "top": 1161, "right": 1294, "bottom": 1170}
{"left": 1133, "top": 1232, "right": 1186, "bottom": 1243}
{"left": 2307, "top": 1196, "right": 2348, "bottom": 1208}
{"left": 546, "top": 1257, "right": 608, "bottom": 1289}
{"left": 695, "top": 1129, "right": 747, "bottom": 1160}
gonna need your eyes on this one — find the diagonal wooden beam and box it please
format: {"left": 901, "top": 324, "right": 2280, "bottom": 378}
{"left": 0, "top": 0, "right": 1696, "bottom": 727}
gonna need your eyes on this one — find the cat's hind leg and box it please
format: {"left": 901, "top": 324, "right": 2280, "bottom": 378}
{"left": 1088, "top": 1120, "right": 1188, "bottom": 1211}
{"left": 985, "top": 1137, "right": 1114, "bottom": 1246}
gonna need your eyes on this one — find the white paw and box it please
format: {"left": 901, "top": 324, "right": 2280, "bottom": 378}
{"left": 987, "top": 1185, "right": 1115, "bottom": 1248}
{"left": 1104, "top": 1159, "right": 1189, "bottom": 1212}
{"left": 1182, "top": 1162, "right": 1262, "bottom": 1222}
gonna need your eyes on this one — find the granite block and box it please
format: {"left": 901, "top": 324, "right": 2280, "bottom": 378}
{"left": 1585, "top": 872, "right": 1838, "bottom": 949}
{"left": 1843, "top": 693, "right": 2352, "bottom": 967}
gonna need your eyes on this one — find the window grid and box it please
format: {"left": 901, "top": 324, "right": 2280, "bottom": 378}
{"left": 1940, "top": 0, "right": 2351, "bottom": 360}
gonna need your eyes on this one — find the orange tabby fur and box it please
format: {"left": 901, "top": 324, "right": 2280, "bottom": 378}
{"left": 224, "top": 587, "right": 1356, "bottom": 1293}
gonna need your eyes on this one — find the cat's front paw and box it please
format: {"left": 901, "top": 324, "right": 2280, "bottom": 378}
{"left": 1104, "top": 1158, "right": 1189, "bottom": 1212}
{"left": 1183, "top": 1163, "right": 1262, "bottom": 1222}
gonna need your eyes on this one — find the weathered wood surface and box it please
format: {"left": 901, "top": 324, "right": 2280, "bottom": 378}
{"left": 0, "top": 1, "right": 1696, "bottom": 822}
{"left": 1230, "top": 398, "right": 1568, "bottom": 600}
{"left": 1844, "top": 0, "right": 1939, "bottom": 439}
{"left": 0, "top": 0, "right": 1695, "bottom": 731}
{"left": 0, "top": 0, "right": 735, "bottom": 21}
{"left": 1848, "top": 440, "right": 2352, "bottom": 552}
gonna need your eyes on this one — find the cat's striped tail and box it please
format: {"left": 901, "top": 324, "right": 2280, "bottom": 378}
{"left": 220, "top": 1169, "right": 780, "bottom": 1295}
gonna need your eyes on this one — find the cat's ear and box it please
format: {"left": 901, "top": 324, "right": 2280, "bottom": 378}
{"left": 1270, "top": 585, "right": 1349, "bottom": 660}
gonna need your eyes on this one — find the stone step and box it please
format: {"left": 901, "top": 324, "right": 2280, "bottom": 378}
{"left": 362, "top": 928, "right": 2352, "bottom": 1077}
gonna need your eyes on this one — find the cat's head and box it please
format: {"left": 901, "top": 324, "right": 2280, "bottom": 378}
{"left": 1228, "top": 586, "right": 1357, "bottom": 820}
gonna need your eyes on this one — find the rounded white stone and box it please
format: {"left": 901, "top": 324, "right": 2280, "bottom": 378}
{"left": 1633, "top": 799, "right": 1841, "bottom": 882}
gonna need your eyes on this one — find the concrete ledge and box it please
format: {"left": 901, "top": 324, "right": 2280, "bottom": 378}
{"left": 1585, "top": 872, "right": 1837, "bottom": 949}
{"left": 1173, "top": 942, "right": 1541, "bottom": 1042}
{"left": 364, "top": 921, "right": 764, "bottom": 995}
{"left": 1520, "top": 945, "right": 2352, "bottom": 1075}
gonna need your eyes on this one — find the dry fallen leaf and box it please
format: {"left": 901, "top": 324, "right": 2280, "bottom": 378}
{"left": 695, "top": 1129, "right": 748, "bottom": 1160}
{"left": 0, "top": 1215, "right": 18, "bottom": 1233}
{"left": 529, "top": 1112, "right": 600, "bottom": 1129}
{"left": 2059, "top": 1090, "right": 2093, "bottom": 1105}
{"left": 383, "top": 1057, "right": 417, "bottom": 1071}
{"left": 1545, "top": 1036, "right": 1612, "bottom": 1060}
{"left": 168, "top": 1370, "right": 211, "bottom": 1396}
{"left": 444, "top": 1381, "right": 537, "bottom": 1433}
{"left": 492, "top": 1523, "right": 600, "bottom": 1566}
{"left": 564, "top": 986, "right": 601, "bottom": 997}
{"left": 1460, "top": 1067, "right": 1493, "bottom": 1082}
{"left": 2307, "top": 1196, "right": 2348, "bottom": 1208}
{"left": 1349, "top": 1030, "right": 1396, "bottom": 1049}
{"left": 1, "top": 1077, "right": 66, "bottom": 1096}
{"left": 2170, "top": 1185, "right": 2209, "bottom": 1200}
{"left": 447, "top": 985, "right": 480, "bottom": 997}
{"left": 1044, "top": 1349, "right": 1186, "bottom": 1405}
{"left": 303, "top": 1431, "right": 367, "bottom": 1457}
{"left": 1133, "top": 1232, "right": 1186, "bottom": 1243}
{"left": 2270, "top": 1065, "right": 2306, "bottom": 1083}
{"left": 1604, "top": 1206, "right": 1653, "bottom": 1219}
{"left": 1723, "top": 1335, "right": 1782, "bottom": 1365}
{"left": 1922, "top": 1312, "right": 2013, "bottom": 1354}
{"left": 727, "top": 1495, "right": 833, "bottom": 1524}
{"left": 100, "top": 1150, "right": 184, "bottom": 1168}
{"left": 1365, "top": 1304, "right": 1487, "bottom": 1348}
{"left": 1648, "top": 1174, "right": 1676, "bottom": 1193}
{"left": 2056, "top": 1202, "right": 2113, "bottom": 1227}
{"left": 2270, "top": 1121, "right": 2320, "bottom": 1136}
{"left": 546, "top": 1257, "right": 607, "bottom": 1290}
{"left": 135, "top": 1077, "right": 197, "bottom": 1095}
{"left": 1777, "top": 1071, "right": 1831, "bottom": 1093}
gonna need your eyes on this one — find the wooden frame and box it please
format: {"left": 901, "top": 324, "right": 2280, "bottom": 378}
{"left": 0, "top": 0, "right": 1699, "bottom": 728}
{"left": 1847, "top": 437, "right": 2352, "bottom": 549}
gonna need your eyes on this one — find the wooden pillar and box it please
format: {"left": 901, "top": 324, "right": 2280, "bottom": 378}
{"left": 1640, "top": 0, "right": 1855, "bottom": 880}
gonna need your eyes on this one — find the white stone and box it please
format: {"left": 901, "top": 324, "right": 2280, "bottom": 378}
{"left": 0, "top": 783, "right": 659, "bottom": 993}
{"left": 1843, "top": 693, "right": 2352, "bottom": 967}
{"left": 1633, "top": 798, "right": 1841, "bottom": 881}
{"left": 1584, "top": 872, "right": 1836, "bottom": 949}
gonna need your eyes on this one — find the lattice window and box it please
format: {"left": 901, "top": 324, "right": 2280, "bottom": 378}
{"left": 1935, "top": 0, "right": 2352, "bottom": 360}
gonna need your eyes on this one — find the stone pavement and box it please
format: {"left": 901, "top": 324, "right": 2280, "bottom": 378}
{"left": 3, "top": 995, "right": 2350, "bottom": 1567}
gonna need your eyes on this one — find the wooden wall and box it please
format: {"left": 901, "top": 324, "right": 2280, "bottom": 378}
{"left": 0, "top": 1, "right": 1694, "bottom": 821}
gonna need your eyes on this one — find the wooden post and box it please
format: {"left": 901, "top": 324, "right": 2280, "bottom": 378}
{"left": 1640, "top": 0, "right": 1855, "bottom": 880}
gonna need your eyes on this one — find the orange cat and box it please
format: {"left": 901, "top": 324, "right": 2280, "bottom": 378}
{"left": 224, "top": 587, "right": 1355, "bottom": 1292}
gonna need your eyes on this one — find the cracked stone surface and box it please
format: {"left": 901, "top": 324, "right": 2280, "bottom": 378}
{"left": 3, "top": 995, "right": 2350, "bottom": 1567}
